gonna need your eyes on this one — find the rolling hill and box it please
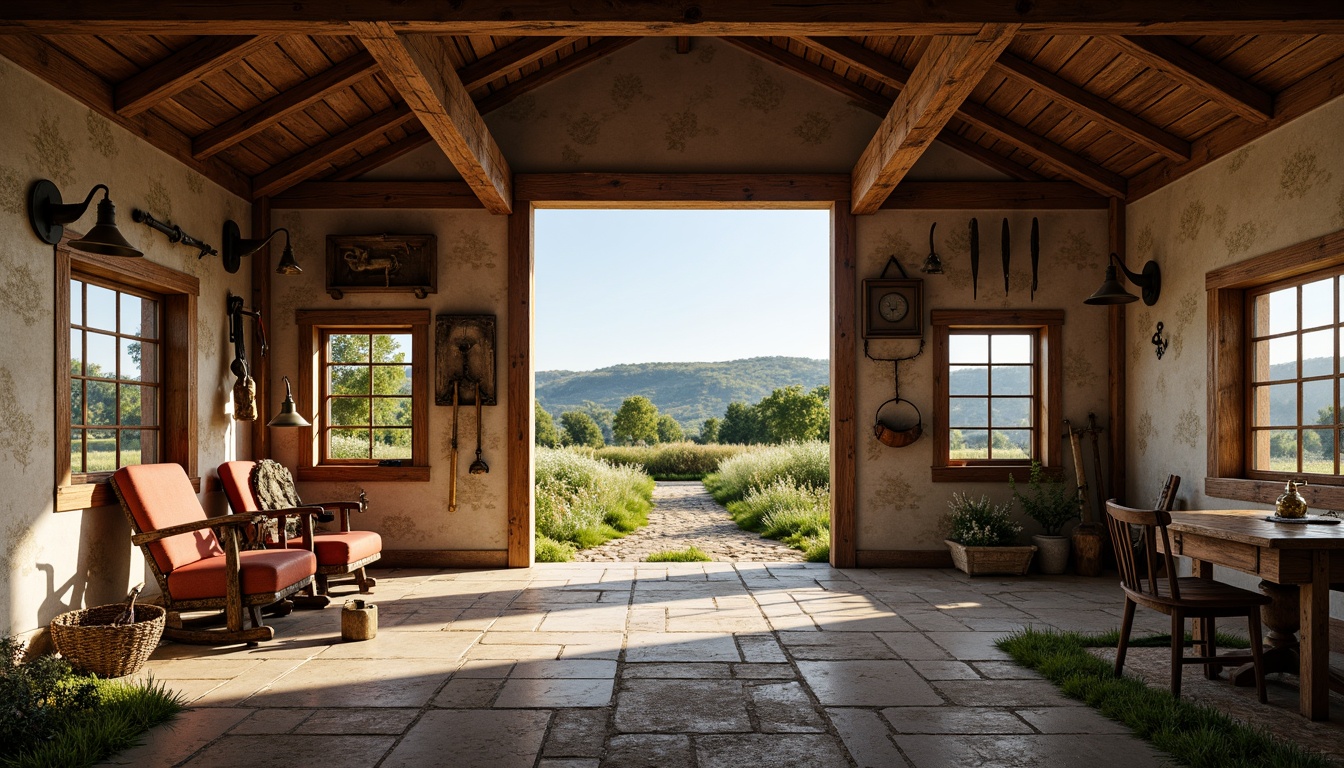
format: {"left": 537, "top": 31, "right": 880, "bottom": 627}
{"left": 536, "top": 356, "right": 829, "bottom": 434}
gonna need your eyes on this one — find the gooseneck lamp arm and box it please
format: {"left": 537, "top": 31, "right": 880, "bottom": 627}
{"left": 222, "top": 220, "right": 299, "bottom": 275}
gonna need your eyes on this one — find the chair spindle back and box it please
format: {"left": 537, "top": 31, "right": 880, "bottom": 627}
{"left": 1104, "top": 500, "right": 1181, "bottom": 601}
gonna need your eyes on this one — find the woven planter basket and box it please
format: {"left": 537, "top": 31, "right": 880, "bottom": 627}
{"left": 50, "top": 603, "right": 165, "bottom": 678}
{"left": 945, "top": 540, "right": 1037, "bottom": 577}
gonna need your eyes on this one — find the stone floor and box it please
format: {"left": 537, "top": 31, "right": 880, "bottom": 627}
{"left": 103, "top": 565, "right": 1343, "bottom": 767}
{"left": 573, "top": 481, "right": 804, "bottom": 562}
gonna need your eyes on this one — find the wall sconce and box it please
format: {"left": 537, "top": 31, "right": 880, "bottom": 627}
{"left": 1084, "top": 252, "right": 1161, "bottom": 306}
{"left": 28, "top": 179, "right": 143, "bottom": 258}
{"left": 267, "top": 376, "right": 310, "bottom": 428}
{"left": 221, "top": 220, "right": 301, "bottom": 275}
{"left": 919, "top": 222, "right": 944, "bottom": 274}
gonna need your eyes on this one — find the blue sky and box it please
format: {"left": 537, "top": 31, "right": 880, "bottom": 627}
{"left": 534, "top": 209, "right": 831, "bottom": 372}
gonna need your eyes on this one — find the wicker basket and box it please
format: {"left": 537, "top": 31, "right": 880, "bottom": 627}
{"left": 945, "top": 540, "right": 1037, "bottom": 577}
{"left": 50, "top": 603, "right": 165, "bottom": 678}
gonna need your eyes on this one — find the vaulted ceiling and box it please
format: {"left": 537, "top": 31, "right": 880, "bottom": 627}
{"left": 1, "top": 5, "right": 1341, "bottom": 213}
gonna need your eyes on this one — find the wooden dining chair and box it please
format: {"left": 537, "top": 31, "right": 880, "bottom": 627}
{"left": 1103, "top": 500, "right": 1270, "bottom": 702}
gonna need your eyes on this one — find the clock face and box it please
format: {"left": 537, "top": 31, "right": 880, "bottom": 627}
{"left": 878, "top": 292, "right": 909, "bottom": 322}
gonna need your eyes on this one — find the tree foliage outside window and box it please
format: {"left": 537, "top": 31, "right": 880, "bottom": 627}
{"left": 613, "top": 396, "right": 660, "bottom": 445}
{"left": 656, "top": 414, "right": 684, "bottom": 443}
{"left": 560, "top": 410, "right": 606, "bottom": 448}
{"left": 324, "top": 332, "right": 412, "bottom": 461}
{"left": 535, "top": 402, "right": 561, "bottom": 448}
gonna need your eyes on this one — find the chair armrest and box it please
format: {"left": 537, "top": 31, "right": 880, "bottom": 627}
{"left": 252, "top": 506, "right": 326, "bottom": 520}
{"left": 306, "top": 501, "right": 361, "bottom": 511}
{"left": 131, "top": 514, "right": 262, "bottom": 545}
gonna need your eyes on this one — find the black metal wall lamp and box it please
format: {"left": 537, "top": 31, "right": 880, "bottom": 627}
{"left": 28, "top": 179, "right": 143, "bottom": 258}
{"left": 222, "top": 219, "right": 301, "bottom": 275}
{"left": 1084, "top": 252, "right": 1161, "bottom": 306}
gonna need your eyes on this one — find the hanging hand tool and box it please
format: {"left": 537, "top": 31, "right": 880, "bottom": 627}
{"left": 227, "top": 294, "right": 267, "bottom": 421}
{"left": 1030, "top": 217, "right": 1040, "bottom": 301}
{"left": 1087, "top": 412, "right": 1107, "bottom": 510}
{"left": 1066, "top": 419, "right": 1091, "bottom": 524}
{"left": 448, "top": 380, "right": 460, "bottom": 513}
{"left": 469, "top": 380, "right": 489, "bottom": 475}
{"left": 1001, "top": 218, "right": 1011, "bottom": 296}
{"left": 969, "top": 218, "right": 980, "bottom": 299}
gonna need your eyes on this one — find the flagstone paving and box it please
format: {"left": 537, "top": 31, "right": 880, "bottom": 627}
{"left": 573, "top": 481, "right": 804, "bottom": 562}
{"left": 101, "top": 564, "right": 1340, "bottom": 767}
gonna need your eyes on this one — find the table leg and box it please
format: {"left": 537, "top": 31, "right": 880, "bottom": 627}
{"left": 1230, "top": 580, "right": 1300, "bottom": 686}
{"left": 1300, "top": 551, "right": 1329, "bottom": 720}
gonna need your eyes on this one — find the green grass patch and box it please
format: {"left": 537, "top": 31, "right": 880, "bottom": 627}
{"left": 1073, "top": 628, "right": 1251, "bottom": 650}
{"left": 706, "top": 443, "right": 831, "bottom": 562}
{"left": 703, "top": 441, "right": 829, "bottom": 506}
{"left": 594, "top": 443, "right": 747, "bottom": 480}
{"left": 996, "top": 628, "right": 1331, "bottom": 768}
{"left": 644, "top": 546, "right": 712, "bottom": 562}
{"left": 534, "top": 447, "right": 655, "bottom": 562}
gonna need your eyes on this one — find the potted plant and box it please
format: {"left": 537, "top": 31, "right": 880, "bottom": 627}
{"left": 1010, "top": 461, "right": 1082, "bottom": 575}
{"left": 943, "top": 492, "right": 1036, "bottom": 576}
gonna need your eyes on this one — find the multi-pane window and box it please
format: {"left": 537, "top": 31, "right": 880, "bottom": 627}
{"left": 69, "top": 278, "right": 160, "bottom": 475}
{"left": 1247, "top": 271, "right": 1343, "bottom": 476}
{"left": 320, "top": 331, "right": 415, "bottom": 462}
{"left": 947, "top": 331, "right": 1036, "bottom": 461}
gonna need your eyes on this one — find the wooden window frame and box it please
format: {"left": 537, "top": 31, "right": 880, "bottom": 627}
{"left": 1206, "top": 227, "right": 1344, "bottom": 507}
{"left": 55, "top": 240, "right": 199, "bottom": 512}
{"left": 296, "top": 309, "right": 430, "bottom": 482}
{"left": 931, "top": 309, "right": 1064, "bottom": 482}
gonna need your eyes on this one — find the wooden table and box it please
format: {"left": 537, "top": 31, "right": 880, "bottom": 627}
{"left": 1159, "top": 510, "right": 1344, "bottom": 720}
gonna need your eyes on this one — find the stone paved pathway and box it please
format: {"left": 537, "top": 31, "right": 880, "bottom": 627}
{"left": 573, "top": 481, "right": 805, "bottom": 563}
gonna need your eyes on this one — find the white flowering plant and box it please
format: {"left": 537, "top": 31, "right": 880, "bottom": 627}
{"left": 944, "top": 492, "right": 1022, "bottom": 547}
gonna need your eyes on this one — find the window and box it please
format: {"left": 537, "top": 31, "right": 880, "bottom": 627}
{"left": 296, "top": 310, "right": 429, "bottom": 482}
{"left": 931, "top": 310, "right": 1063, "bottom": 482}
{"left": 56, "top": 243, "right": 198, "bottom": 511}
{"left": 1206, "top": 228, "right": 1344, "bottom": 505}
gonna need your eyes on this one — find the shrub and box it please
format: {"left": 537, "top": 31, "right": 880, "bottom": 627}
{"left": 723, "top": 474, "right": 831, "bottom": 563}
{"left": 595, "top": 442, "right": 746, "bottom": 480}
{"left": 1010, "top": 460, "right": 1081, "bottom": 536}
{"left": 535, "top": 534, "right": 576, "bottom": 563}
{"left": 944, "top": 493, "right": 1021, "bottom": 546}
{"left": 645, "top": 546, "right": 711, "bottom": 562}
{"left": 703, "top": 441, "right": 829, "bottom": 505}
{"left": 533, "top": 448, "right": 654, "bottom": 559}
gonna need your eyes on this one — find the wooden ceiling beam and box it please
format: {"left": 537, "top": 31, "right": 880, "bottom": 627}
{"left": 515, "top": 173, "right": 850, "bottom": 206}
{"left": 475, "top": 37, "right": 638, "bottom": 115}
{"left": 798, "top": 36, "right": 1126, "bottom": 197}
{"left": 721, "top": 37, "right": 891, "bottom": 115}
{"left": 880, "top": 181, "right": 1108, "bottom": 209}
{"left": 1108, "top": 36, "right": 1273, "bottom": 123}
{"left": 193, "top": 51, "right": 380, "bottom": 159}
{"left": 457, "top": 36, "right": 583, "bottom": 91}
{"left": 272, "top": 181, "right": 484, "bottom": 209}
{"left": 327, "top": 129, "right": 433, "bottom": 181}
{"left": 355, "top": 22, "right": 513, "bottom": 213}
{"left": 934, "top": 128, "right": 1045, "bottom": 182}
{"left": 0, "top": 35, "right": 251, "bottom": 198}
{"left": 251, "top": 101, "right": 418, "bottom": 198}
{"left": 852, "top": 24, "right": 1019, "bottom": 214}
{"left": 115, "top": 35, "right": 276, "bottom": 117}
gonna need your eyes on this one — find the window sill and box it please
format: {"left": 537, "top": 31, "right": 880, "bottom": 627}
{"left": 932, "top": 465, "right": 1045, "bottom": 483}
{"left": 297, "top": 466, "right": 430, "bottom": 483}
{"left": 1204, "top": 476, "right": 1344, "bottom": 509}
{"left": 56, "top": 475, "right": 202, "bottom": 512}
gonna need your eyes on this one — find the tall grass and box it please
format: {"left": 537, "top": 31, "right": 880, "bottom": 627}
{"left": 534, "top": 447, "right": 655, "bottom": 562}
{"left": 594, "top": 442, "right": 747, "bottom": 480}
{"left": 703, "top": 442, "right": 830, "bottom": 562}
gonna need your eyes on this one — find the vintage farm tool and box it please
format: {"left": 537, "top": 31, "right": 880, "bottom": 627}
{"left": 1030, "top": 217, "right": 1040, "bottom": 301}
{"left": 469, "top": 380, "right": 489, "bottom": 474}
{"left": 448, "top": 379, "right": 460, "bottom": 513}
{"left": 1001, "top": 218, "right": 1011, "bottom": 295}
{"left": 969, "top": 218, "right": 980, "bottom": 299}
{"left": 1065, "top": 417, "right": 1105, "bottom": 576}
{"left": 227, "top": 293, "right": 267, "bottom": 421}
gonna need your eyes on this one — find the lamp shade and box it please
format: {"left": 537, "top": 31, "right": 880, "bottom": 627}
{"left": 267, "top": 376, "right": 311, "bottom": 428}
{"left": 1084, "top": 265, "right": 1139, "bottom": 305}
{"left": 275, "top": 241, "right": 302, "bottom": 275}
{"left": 69, "top": 196, "right": 144, "bottom": 258}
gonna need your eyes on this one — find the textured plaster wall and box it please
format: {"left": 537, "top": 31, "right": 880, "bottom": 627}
{"left": 854, "top": 211, "right": 1111, "bottom": 550}
{"left": 0, "top": 62, "right": 250, "bottom": 637}
{"left": 1126, "top": 94, "right": 1344, "bottom": 614}
{"left": 269, "top": 210, "right": 509, "bottom": 551}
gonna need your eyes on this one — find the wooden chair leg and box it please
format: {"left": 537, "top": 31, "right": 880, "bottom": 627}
{"left": 1116, "top": 597, "right": 1136, "bottom": 677}
{"left": 315, "top": 573, "right": 329, "bottom": 596}
{"left": 1171, "top": 612, "right": 1184, "bottom": 699}
{"left": 357, "top": 567, "right": 375, "bottom": 594}
{"left": 1248, "top": 609, "right": 1267, "bottom": 704}
{"left": 1203, "top": 617, "right": 1218, "bottom": 679}
{"left": 249, "top": 605, "right": 265, "bottom": 629}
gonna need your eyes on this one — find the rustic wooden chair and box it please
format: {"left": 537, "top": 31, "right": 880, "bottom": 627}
{"left": 111, "top": 463, "right": 319, "bottom": 646}
{"left": 218, "top": 460, "right": 381, "bottom": 599}
{"left": 1103, "top": 499, "right": 1269, "bottom": 701}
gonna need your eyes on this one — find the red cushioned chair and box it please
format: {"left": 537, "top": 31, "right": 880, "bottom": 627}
{"left": 219, "top": 460, "right": 380, "bottom": 600}
{"left": 111, "top": 463, "right": 318, "bottom": 646}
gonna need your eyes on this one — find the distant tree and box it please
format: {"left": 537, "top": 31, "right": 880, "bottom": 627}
{"left": 613, "top": 396, "right": 659, "bottom": 445}
{"left": 576, "top": 400, "right": 615, "bottom": 444}
{"left": 656, "top": 414, "right": 684, "bottom": 443}
{"left": 757, "top": 385, "right": 829, "bottom": 443}
{"left": 700, "top": 417, "right": 721, "bottom": 444}
{"left": 718, "top": 401, "right": 764, "bottom": 445}
{"left": 560, "top": 411, "right": 605, "bottom": 448}
{"left": 534, "top": 402, "right": 561, "bottom": 447}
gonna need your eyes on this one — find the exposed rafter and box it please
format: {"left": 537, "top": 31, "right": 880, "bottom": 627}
{"left": 327, "top": 129, "right": 433, "bottom": 181}
{"left": 852, "top": 24, "right": 1019, "bottom": 214}
{"left": 116, "top": 35, "right": 276, "bottom": 117}
{"left": 796, "top": 36, "right": 1126, "bottom": 197}
{"left": 1108, "top": 36, "right": 1273, "bottom": 123}
{"left": 457, "top": 36, "right": 583, "bottom": 91}
{"left": 193, "top": 51, "right": 380, "bottom": 159}
{"left": 272, "top": 181, "right": 484, "bottom": 209}
{"left": 251, "top": 102, "right": 418, "bottom": 198}
{"left": 476, "top": 37, "right": 639, "bottom": 115}
{"left": 721, "top": 37, "right": 891, "bottom": 114}
{"left": 355, "top": 22, "right": 513, "bottom": 213}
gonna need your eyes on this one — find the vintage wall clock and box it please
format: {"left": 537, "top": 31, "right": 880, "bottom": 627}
{"left": 863, "top": 278, "right": 924, "bottom": 338}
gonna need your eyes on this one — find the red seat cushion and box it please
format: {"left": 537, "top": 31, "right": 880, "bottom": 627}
{"left": 167, "top": 549, "right": 316, "bottom": 600}
{"left": 285, "top": 531, "right": 382, "bottom": 566}
{"left": 113, "top": 464, "right": 222, "bottom": 574}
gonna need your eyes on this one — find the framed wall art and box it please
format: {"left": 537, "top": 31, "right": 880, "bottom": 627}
{"left": 326, "top": 233, "right": 437, "bottom": 299}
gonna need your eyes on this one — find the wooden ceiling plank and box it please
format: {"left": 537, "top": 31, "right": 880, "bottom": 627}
{"left": 327, "top": 129, "right": 434, "bottom": 181}
{"left": 115, "top": 35, "right": 276, "bottom": 116}
{"left": 935, "top": 126, "right": 1046, "bottom": 181}
{"left": 194, "top": 52, "right": 380, "bottom": 158}
{"left": 851, "top": 24, "right": 1020, "bottom": 214}
{"left": 457, "top": 36, "right": 584, "bottom": 91}
{"left": 474, "top": 37, "right": 639, "bottom": 114}
{"left": 251, "top": 101, "right": 417, "bottom": 198}
{"left": 354, "top": 21, "right": 513, "bottom": 214}
{"left": 1108, "top": 36, "right": 1273, "bottom": 123}
{"left": 995, "top": 52, "right": 1191, "bottom": 160}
